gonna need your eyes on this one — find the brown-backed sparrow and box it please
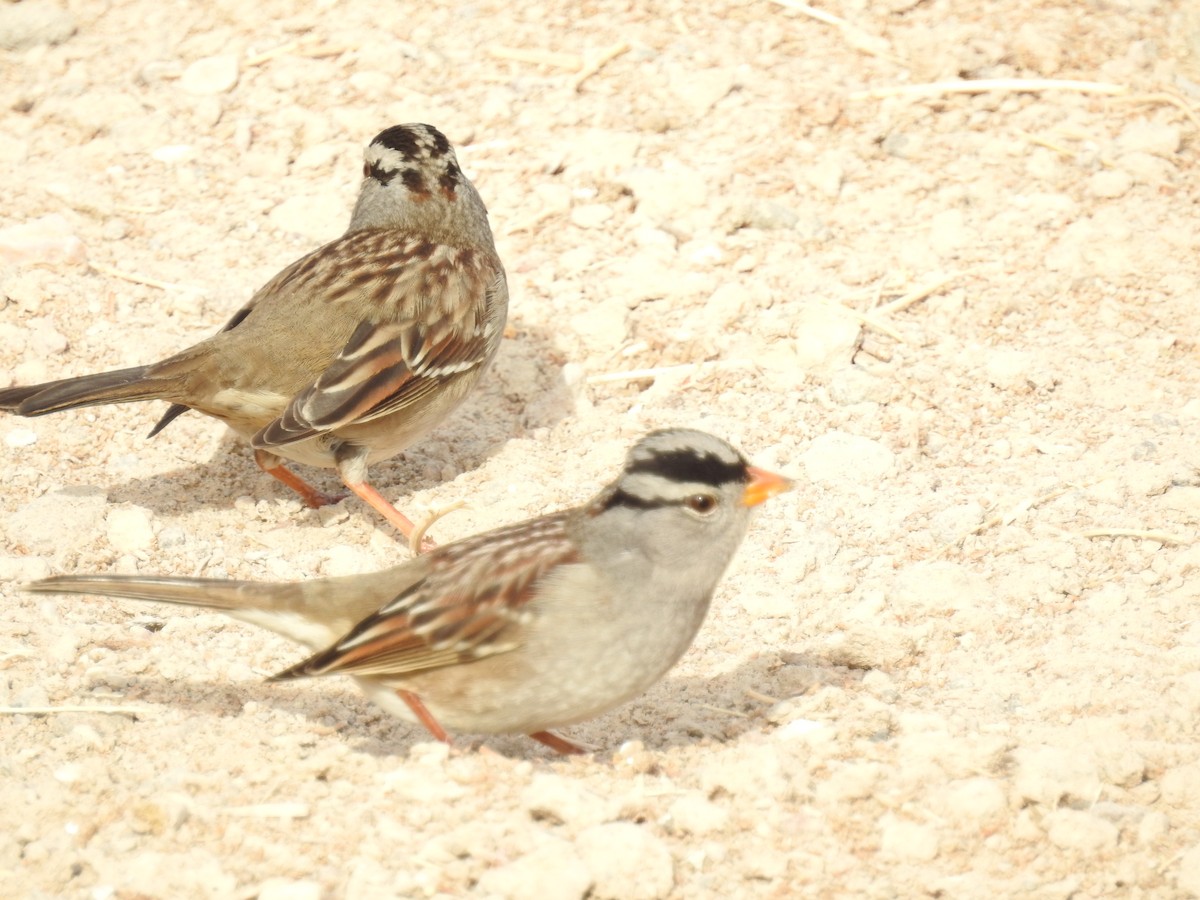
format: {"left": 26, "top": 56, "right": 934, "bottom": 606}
{"left": 0, "top": 124, "right": 508, "bottom": 544}
{"left": 28, "top": 429, "right": 793, "bottom": 754}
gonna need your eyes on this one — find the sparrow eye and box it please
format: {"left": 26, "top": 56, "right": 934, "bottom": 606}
{"left": 685, "top": 493, "right": 717, "bottom": 515}
{"left": 363, "top": 162, "right": 371, "bottom": 177}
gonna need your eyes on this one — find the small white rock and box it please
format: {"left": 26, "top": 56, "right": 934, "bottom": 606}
{"left": 476, "top": 840, "right": 592, "bottom": 900}
{"left": 942, "top": 777, "right": 1008, "bottom": 825}
{"left": 1012, "top": 744, "right": 1102, "bottom": 808}
{"left": 570, "top": 298, "right": 628, "bottom": 354}
{"left": 1044, "top": 809, "right": 1119, "bottom": 853}
{"left": 5, "top": 428, "right": 37, "bottom": 447}
{"left": 256, "top": 878, "right": 323, "bottom": 900}
{"left": 879, "top": 815, "right": 939, "bottom": 862}
{"left": 576, "top": 823, "right": 673, "bottom": 900}
{"left": 1089, "top": 168, "right": 1133, "bottom": 199}
{"left": 0, "top": 214, "right": 86, "bottom": 266}
{"left": 106, "top": 506, "right": 156, "bottom": 553}
{"left": 1161, "top": 761, "right": 1200, "bottom": 809}
{"left": 792, "top": 303, "right": 861, "bottom": 372}
{"left": 180, "top": 55, "right": 240, "bottom": 95}
{"left": 1117, "top": 119, "right": 1181, "bottom": 157}
{"left": 152, "top": 144, "right": 196, "bottom": 164}
{"left": 570, "top": 203, "right": 614, "bottom": 229}
{"left": 802, "top": 431, "right": 895, "bottom": 485}
{"left": 666, "top": 792, "right": 728, "bottom": 836}
{"left": 984, "top": 347, "right": 1034, "bottom": 391}
{"left": 522, "top": 773, "right": 609, "bottom": 827}
{"left": 1179, "top": 845, "right": 1200, "bottom": 896}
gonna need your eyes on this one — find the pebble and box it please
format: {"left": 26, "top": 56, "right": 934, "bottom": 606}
{"left": 1138, "top": 811, "right": 1169, "bottom": 846}
{"left": 821, "top": 626, "right": 914, "bottom": 669}
{"left": 610, "top": 257, "right": 712, "bottom": 307}
{"left": 6, "top": 486, "right": 107, "bottom": 554}
{"left": 615, "top": 165, "right": 708, "bottom": 222}
{"left": 804, "top": 152, "right": 845, "bottom": 198}
{"left": 670, "top": 66, "right": 735, "bottom": 118}
{"left": 256, "top": 878, "right": 324, "bottom": 900}
{"left": 0, "top": 554, "right": 52, "bottom": 582}
{"left": 522, "top": 773, "right": 610, "bottom": 827}
{"left": 1116, "top": 119, "right": 1181, "bottom": 157}
{"left": 1179, "top": 845, "right": 1200, "bottom": 897}
{"left": 879, "top": 815, "right": 940, "bottom": 862}
{"left": 828, "top": 364, "right": 893, "bottom": 405}
{"left": 816, "top": 762, "right": 882, "bottom": 804}
{"left": 570, "top": 203, "right": 614, "bottom": 229}
{"left": 929, "top": 208, "right": 972, "bottom": 257}
{"left": 1089, "top": 169, "right": 1133, "bottom": 199}
{"left": 570, "top": 297, "right": 628, "bottom": 353}
{"left": 1161, "top": 761, "right": 1200, "bottom": 809}
{"left": 941, "top": 777, "right": 1008, "bottom": 826}
{"left": 576, "top": 823, "right": 674, "bottom": 900}
{"left": 1012, "top": 744, "right": 1102, "bottom": 808}
{"left": 792, "top": 303, "right": 860, "bottom": 371}
{"left": 106, "top": 506, "right": 157, "bottom": 553}
{"left": 476, "top": 840, "right": 592, "bottom": 900}
{"left": 984, "top": 348, "right": 1034, "bottom": 391}
{"left": 928, "top": 501, "right": 986, "bottom": 543}
{"left": 5, "top": 428, "right": 37, "bottom": 448}
{"left": 0, "top": 0, "right": 76, "bottom": 51}
{"left": 1118, "top": 150, "right": 1176, "bottom": 184}
{"left": 1044, "top": 809, "right": 1119, "bottom": 853}
{"left": 180, "top": 55, "right": 240, "bottom": 95}
{"left": 699, "top": 744, "right": 791, "bottom": 801}
{"left": 802, "top": 431, "right": 895, "bottom": 485}
{"left": 890, "top": 560, "right": 987, "bottom": 617}
{"left": 666, "top": 792, "right": 729, "bottom": 836}
{"left": 725, "top": 199, "right": 799, "bottom": 231}
{"left": 0, "top": 214, "right": 86, "bottom": 266}
{"left": 319, "top": 544, "right": 379, "bottom": 577}
{"left": 701, "top": 283, "right": 751, "bottom": 330}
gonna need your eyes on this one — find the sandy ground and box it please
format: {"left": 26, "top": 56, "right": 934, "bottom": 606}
{"left": 1, "top": 0, "right": 1199, "bottom": 897}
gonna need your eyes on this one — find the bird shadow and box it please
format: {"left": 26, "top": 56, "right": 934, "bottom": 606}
{"left": 100, "top": 321, "right": 573, "bottom": 520}
{"left": 91, "top": 649, "right": 846, "bottom": 761}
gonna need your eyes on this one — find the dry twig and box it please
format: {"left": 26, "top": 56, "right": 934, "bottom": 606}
{"left": 90, "top": 262, "right": 190, "bottom": 293}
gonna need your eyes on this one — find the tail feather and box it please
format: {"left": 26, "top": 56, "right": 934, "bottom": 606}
{"left": 0, "top": 366, "right": 165, "bottom": 416}
{"left": 27, "top": 569, "right": 416, "bottom": 655}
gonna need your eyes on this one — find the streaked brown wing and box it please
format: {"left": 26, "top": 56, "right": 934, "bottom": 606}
{"left": 272, "top": 514, "right": 576, "bottom": 680}
{"left": 253, "top": 241, "right": 502, "bottom": 450}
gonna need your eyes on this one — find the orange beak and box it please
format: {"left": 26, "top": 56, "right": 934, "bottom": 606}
{"left": 742, "top": 466, "right": 793, "bottom": 507}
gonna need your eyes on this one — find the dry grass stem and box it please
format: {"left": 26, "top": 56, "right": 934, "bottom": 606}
{"left": 573, "top": 43, "right": 630, "bottom": 92}
{"left": 410, "top": 500, "right": 467, "bottom": 554}
{"left": 90, "top": 262, "right": 189, "bottom": 292}
{"left": 875, "top": 272, "right": 969, "bottom": 317}
{"left": 487, "top": 47, "right": 582, "bottom": 69}
{"left": 1115, "top": 91, "right": 1200, "bottom": 131}
{"left": 850, "top": 78, "right": 1128, "bottom": 102}
{"left": 1078, "top": 528, "right": 1190, "bottom": 545}
{"left": 0, "top": 705, "right": 155, "bottom": 717}
{"left": 767, "top": 0, "right": 893, "bottom": 60}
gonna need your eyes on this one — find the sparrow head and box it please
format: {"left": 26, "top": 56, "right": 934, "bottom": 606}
{"left": 349, "top": 123, "right": 494, "bottom": 247}
{"left": 584, "top": 429, "right": 792, "bottom": 573}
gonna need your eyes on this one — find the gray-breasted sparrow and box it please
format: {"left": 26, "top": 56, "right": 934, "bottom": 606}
{"left": 0, "top": 124, "right": 508, "bottom": 543}
{"left": 29, "top": 429, "right": 792, "bottom": 754}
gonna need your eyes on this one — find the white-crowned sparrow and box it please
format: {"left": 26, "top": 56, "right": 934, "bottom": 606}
{"left": 0, "top": 124, "right": 508, "bottom": 543}
{"left": 28, "top": 429, "right": 793, "bottom": 754}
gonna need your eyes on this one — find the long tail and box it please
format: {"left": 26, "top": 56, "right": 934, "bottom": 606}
{"left": 27, "top": 571, "right": 411, "bottom": 654}
{"left": 0, "top": 366, "right": 166, "bottom": 416}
